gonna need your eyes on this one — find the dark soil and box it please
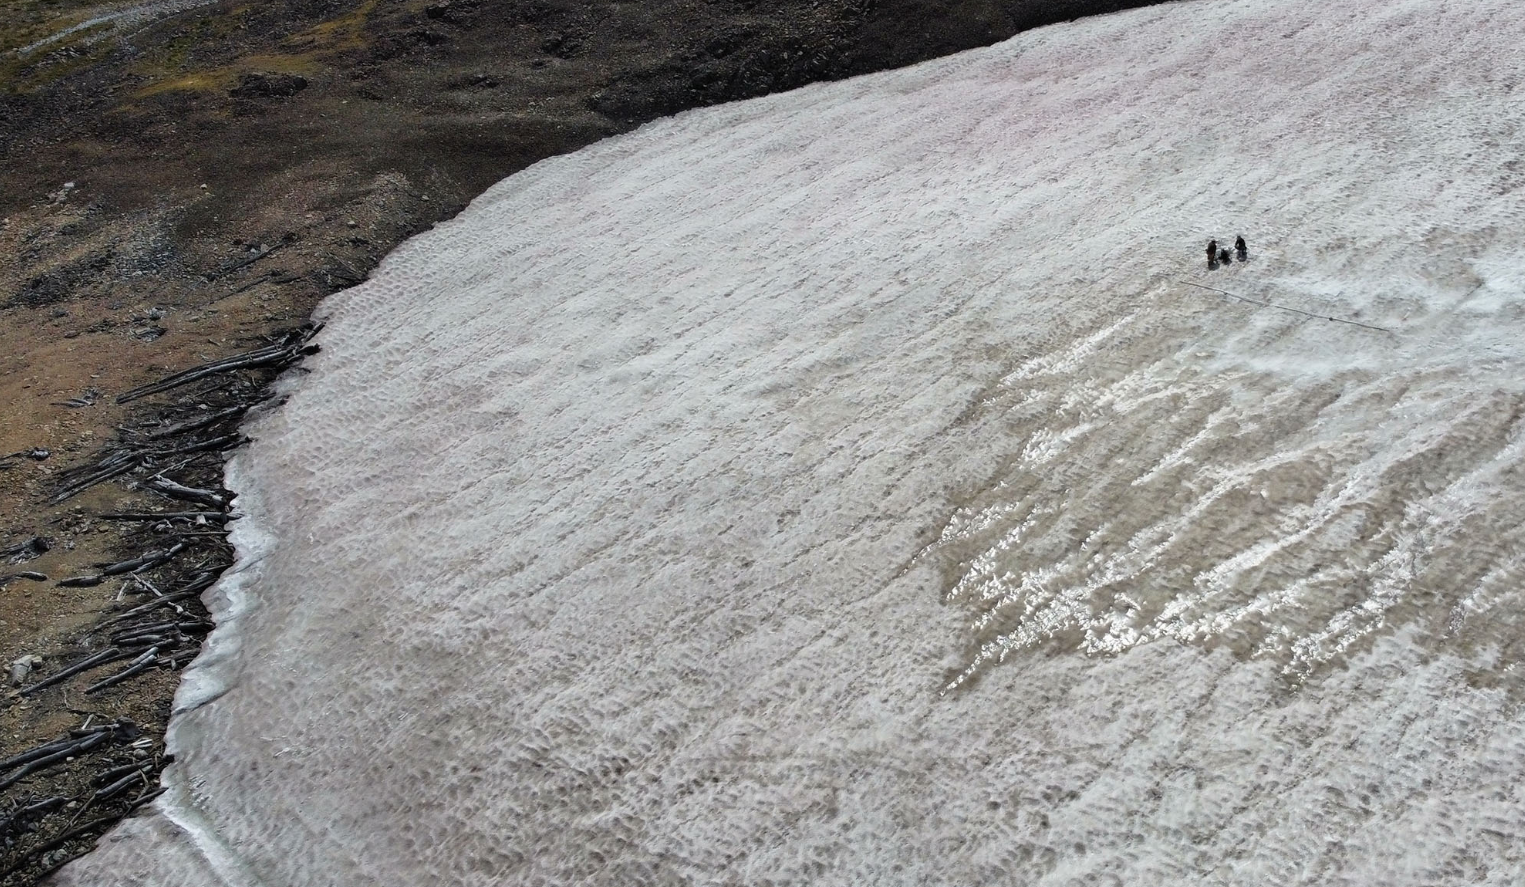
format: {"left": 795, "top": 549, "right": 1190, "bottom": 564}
{"left": 0, "top": 0, "right": 1164, "bottom": 881}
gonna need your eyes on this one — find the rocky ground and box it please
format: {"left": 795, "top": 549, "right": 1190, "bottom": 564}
{"left": 0, "top": 0, "right": 1155, "bottom": 881}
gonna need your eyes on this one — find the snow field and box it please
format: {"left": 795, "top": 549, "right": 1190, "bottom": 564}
{"left": 63, "top": 0, "right": 1525, "bottom": 883}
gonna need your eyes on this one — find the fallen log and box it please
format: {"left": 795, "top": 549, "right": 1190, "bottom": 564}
{"left": 0, "top": 571, "right": 48, "bottom": 587}
{"left": 98, "top": 511, "right": 230, "bottom": 522}
{"left": 92, "top": 762, "right": 151, "bottom": 786}
{"left": 47, "top": 454, "right": 141, "bottom": 504}
{"left": 0, "top": 738, "right": 80, "bottom": 773}
{"left": 144, "top": 400, "right": 265, "bottom": 440}
{"left": 18, "top": 648, "right": 128, "bottom": 696}
{"left": 152, "top": 432, "right": 249, "bottom": 458}
{"left": 115, "top": 324, "right": 319, "bottom": 405}
{"left": 100, "top": 542, "right": 186, "bottom": 577}
{"left": 96, "top": 591, "right": 202, "bottom": 629}
{"left": 202, "top": 240, "right": 286, "bottom": 282}
{"left": 113, "top": 633, "right": 176, "bottom": 650}
{"left": 94, "top": 769, "right": 150, "bottom": 801}
{"left": 57, "top": 574, "right": 106, "bottom": 588}
{"left": 129, "top": 785, "right": 167, "bottom": 809}
{"left": 167, "top": 648, "right": 201, "bottom": 668}
{"left": 67, "top": 722, "right": 122, "bottom": 738}
{"left": 143, "top": 476, "right": 226, "bottom": 508}
{"left": 112, "top": 619, "right": 207, "bottom": 644}
{"left": 85, "top": 649, "right": 160, "bottom": 695}
{"left": 109, "top": 620, "right": 180, "bottom": 642}
{"left": 0, "top": 731, "right": 109, "bottom": 790}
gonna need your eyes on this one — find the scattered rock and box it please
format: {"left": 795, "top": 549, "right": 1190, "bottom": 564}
{"left": 9, "top": 251, "right": 114, "bottom": 309}
{"left": 55, "top": 387, "right": 100, "bottom": 408}
{"left": 411, "top": 28, "right": 450, "bottom": 47}
{"left": 424, "top": 0, "right": 480, "bottom": 25}
{"left": 3, "top": 536, "right": 51, "bottom": 563}
{"left": 10, "top": 654, "right": 44, "bottom": 687}
{"left": 446, "top": 72, "right": 499, "bottom": 90}
{"left": 229, "top": 72, "right": 309, "bottom": 99}
{"left": 540, "top": 34, "right": 583, "bottom": 59}
{"left": 0, "top": 447, "right": 50, "bottom": 465}
{"left": 424, "top": 1, "right": 462, "bottom": 22}
{"left": 371, "top": 29, "right": 450, "bottom": 59}
{"left": 706, "top": 30, "right": 755, "bottom": 59}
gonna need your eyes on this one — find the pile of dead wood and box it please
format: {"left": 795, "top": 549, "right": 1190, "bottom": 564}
{"left": 0, "top": 322, "right": 321, "bottom": 884}
{"left": 0, "top": 719, "right": 165, "bottom": 880}
{"left": 47, "top": 323, "right": 321, "bottom": 506}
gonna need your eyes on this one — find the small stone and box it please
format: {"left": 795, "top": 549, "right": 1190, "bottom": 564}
{"left": 8, "top": 654, "right": 42, "bottom": 686}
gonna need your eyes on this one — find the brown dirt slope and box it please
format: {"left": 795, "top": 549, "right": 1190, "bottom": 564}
{"left": 0, "top": 0, "right": 1164, "bottom": 881}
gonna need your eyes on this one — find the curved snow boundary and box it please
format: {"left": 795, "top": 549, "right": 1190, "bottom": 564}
{"left": 61, "top": 0, "right": 1525, "bottom": 884}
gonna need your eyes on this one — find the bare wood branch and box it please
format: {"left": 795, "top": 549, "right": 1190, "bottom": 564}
{"left": 115, "top": 325, "right": 320, "bottom": 405}
{"left": 18, "top": 649, "right": 128, "bottom": 696}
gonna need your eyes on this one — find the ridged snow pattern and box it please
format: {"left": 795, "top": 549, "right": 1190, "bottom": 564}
{"left": 928, "top": 321, "right": 1525, "bottom": 688}
{"left": 62, "top": 0, "right": 1525, "bottom": 884}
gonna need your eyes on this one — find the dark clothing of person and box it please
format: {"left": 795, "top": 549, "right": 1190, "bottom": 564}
{"left": 1207, "top": 239, "right": 1218, "bottom": 268}
{"left": 1219, "top": 248, "right": 1232, "bottom": 265}
{"left": 1234, "top": 236, "right": 1247, "bottom": 261}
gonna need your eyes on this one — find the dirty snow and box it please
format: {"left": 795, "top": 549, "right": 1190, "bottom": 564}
{"left": 61, "top": 0, "right": 1525, "bottom": 883}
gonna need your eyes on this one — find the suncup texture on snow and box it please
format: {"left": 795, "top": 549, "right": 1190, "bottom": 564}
{"left": 63, "top": 0, "right": 1525, "bottom": 883}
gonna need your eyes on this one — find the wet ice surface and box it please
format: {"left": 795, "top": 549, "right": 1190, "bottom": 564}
{"left": 62, "top": 0, "right": 1525, "bottom": 883}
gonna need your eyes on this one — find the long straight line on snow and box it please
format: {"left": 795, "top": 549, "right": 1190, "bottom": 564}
{"left": 1178, "top": 280, "right": 1396, "bottom": 335}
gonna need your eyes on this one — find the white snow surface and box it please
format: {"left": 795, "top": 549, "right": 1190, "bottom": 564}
{"left": 61, "top": 0, "right": 1525, "bottom": 883}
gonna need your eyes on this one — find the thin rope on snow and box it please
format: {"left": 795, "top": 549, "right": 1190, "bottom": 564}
{"left": 1178, "top": 280, "right": 1397, "bottom": 334}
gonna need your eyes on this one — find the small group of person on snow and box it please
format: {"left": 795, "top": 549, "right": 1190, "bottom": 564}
{"left": 1206, "top": 236, "right": 1248, "bottom": 269}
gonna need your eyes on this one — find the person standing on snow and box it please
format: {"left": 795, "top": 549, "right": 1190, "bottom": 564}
{"left": 1235, "top": 236, "right": 1248, "bottom": 261}
{"left": 1207, "top": 239, "right": 1219, "bottom": 269}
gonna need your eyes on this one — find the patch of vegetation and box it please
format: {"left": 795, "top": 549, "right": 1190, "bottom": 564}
{"left": 0, "top": 0, "right": 107, "bottom": 54}
{"left": 0, "top": 19, "right": 114, "bottom": 94}
{"left": 133, "top": 69, "right": 231, "bottom": 96}
{"left": 134, "top": 49, "right": 323, "bottom": 97}
{"left": 293, "top": 0, "right": 378, "bottom": 52}
{"left": 129, "top": 0, "right": 370, "bottom": 98}
{"left": 128, "top": 5, "right": 253, "bottom": 96}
